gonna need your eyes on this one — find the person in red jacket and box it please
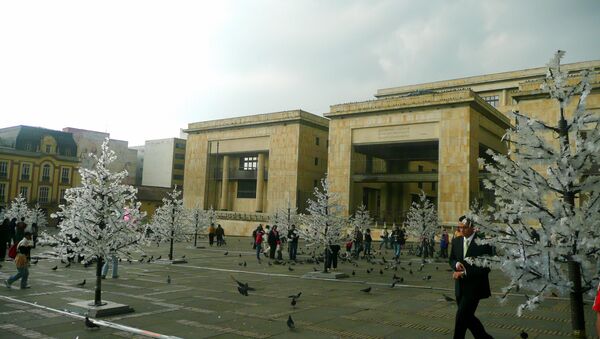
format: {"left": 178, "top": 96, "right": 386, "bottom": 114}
{"left": 593, "top": 282, "right": 600, "bottom": 336}
{"left": 254, "top": 225, "right": 265, "bottom": 261}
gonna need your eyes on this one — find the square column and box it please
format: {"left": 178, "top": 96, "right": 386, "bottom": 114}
{"left": 255, "top": 153, "right": 265, "bottom": 212}
{"left": 219, "top": 155, "right": 230, "bottom": 210}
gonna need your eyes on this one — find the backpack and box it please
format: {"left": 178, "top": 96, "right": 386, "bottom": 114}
{"left": 8, "top": 243, "right": 17, "bottom": 259}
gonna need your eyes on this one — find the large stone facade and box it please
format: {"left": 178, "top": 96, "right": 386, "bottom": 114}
{"left": 183, "top": 110, "right": 328, "bottom": 235}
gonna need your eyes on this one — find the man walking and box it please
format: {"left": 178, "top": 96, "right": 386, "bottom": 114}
{"left": 449, "top": 216, "right": 494, "bottom": 339}
{"left": 287, "top": 224, "right": 299, "bottom": 261}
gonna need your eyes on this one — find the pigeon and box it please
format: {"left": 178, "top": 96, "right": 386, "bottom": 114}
{"left": 76, "top": 279, "right": 86, "bottom": 287}
{"left": 400, "top": 267, "right": 406, "bottom": 271}
{"left": 382, "top": 257, "right": 387, "bottom": 263}
{"left": 156, "top": 255, "right": 162, "bottom": 260}
{"left": 51, "top": 266, "right": 58, "bottom": 271}
{"left": 442, "top": 294, "right": 455, "bottom": 302}
{"left": 85, "top": 316, "right": 100, "bottom": 329}
{"left": 360, "top": 286, "right": 372, "bottom": 293}
{"left": 268, "top": 261, "right": 273, "bottom": 267}
{"left": 127, "top": 259, "right": 132, "bottom": 264}
{"left": 287, "top": 315, "right": 295, "bottom": 329}
{"left": 418, "top": 264, "right": 424, "bottom": 272}
{"left": 291, "top": 298, "right": 297, "bottom": 306}
{"left": 288, "top": 292, "right": 302, "bottom": 299}
{"left": 288, "top": 266, "right": 294, "bottom": 272}
{"left": 139, "top": 257, "right": 145, "bottom": 263}
{"left": 237, "top": 285, "right": 249, "bottom": 296}
{"left": 379, "top": 269, "right": 383, "bottom": 275}
{"left": 520, "top": 330, "right": 529, "bottom": 338}
{"left": 393, "top": 274, "right": 399, "bottom": 280}
{"left": 551, "top": 292, "right": 558, "bottom": 298}
{"left": 167, "top": 275, "right": 171, "bottom": 284}
{"left": 31, "top": 259, "right": 39, "bottom": 265}
{"left": 230, "top": 276, "right": 256, "bottom": 291}
{"left": 224, "top": 251, "right": 228, "bottom": 255}
{"left": 422, "top": 275, "right": 432, "bottom": 281}
{"left": 352, "top": 270, "right": 355, "bottom": 276}
{"left": 148, "top": 255, "right": 153, "bottom": 262}
{"left": 391, "top": 280, "right": 398, "bottom": 288}
{"left": 239, "top": 253, "right": 242, "bottom": 257}
{"left": 313, "top": 267, "right": 317, "bottom": 271}
{"left": 407, "top": 262, "right": 412, "bottom": 266}
{"left": 238, "top": 262, "right": 243, "bottom": 266}
{"left": 65, "top": 262, "right": 72, "bottom": 268}
{"left": 435, "top": 266, "right": 439, "bottom": 270}
{"left": 409, "top": 269, "right": 413, "bottom": 275}
{"left": 181, "top": 255, "right": 186, "bottom": 259}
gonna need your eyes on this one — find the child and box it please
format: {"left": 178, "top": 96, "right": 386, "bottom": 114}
{"left": 4, "top": 235, "right": 32, "bottom": 289}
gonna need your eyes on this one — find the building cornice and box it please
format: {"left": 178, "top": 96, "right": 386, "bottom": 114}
{"left": 0, "top": 147, "right": 80, "bottom": 163}
{"left": 185, "top": 110, "right": 329, "bottom": 133}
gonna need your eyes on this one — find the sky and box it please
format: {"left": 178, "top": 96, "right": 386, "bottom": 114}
{"left": 1, "top": 0, "right": 599, "bottom": 146}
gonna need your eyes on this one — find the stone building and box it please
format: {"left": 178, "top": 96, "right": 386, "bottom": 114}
{"left": 326, "top": 59, "right": 600, "bottom": 227}
{"left": 0, "top": 126, "right": 80, "bottom": 222}
{"left": 183, "top": 110, "right": 328, "bottom": 235}
{"left": 62, "top": 127, "right": 138, "bottom": 185}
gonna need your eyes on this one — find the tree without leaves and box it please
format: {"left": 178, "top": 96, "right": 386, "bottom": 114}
{"left": 189, "top": 204, "right": 210, "bottom": 247}
{"left": 148, "top": 187, "right": 192, "bottom": 260}
{"left": 4, "top": 194, "right": 31, "bottom": 224}
{"left": 41, "top": 138, "right": 146, "bottom": 306}
{"left": 404, "top": 190, "right": 439, "bottom": 258}
{"left": 468, "top": 51, "right": 600, "bottom": 336}
{"left": 297, "top": 177, "right": 347, "bottom": 272}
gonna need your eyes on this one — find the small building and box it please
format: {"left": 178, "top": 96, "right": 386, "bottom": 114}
{"left": 0, "top": 126, "right": 80, "bottom": 223}
{"left": 183, "top": 110, "right": 329, "bottom": 235}
{"left": 138, "top": 138, "right": 186, "bottom": 188}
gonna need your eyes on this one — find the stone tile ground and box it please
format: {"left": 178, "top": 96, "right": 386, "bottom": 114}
{"left": 0, "top": 237, "right": 598, "bottom": 338}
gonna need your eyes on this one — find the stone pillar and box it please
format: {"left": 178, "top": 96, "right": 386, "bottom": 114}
{"left": 219, "top": 155, "right": 229, "bottom": 210}
{"left": 255, "top": 153, "right": 265, "bottom": 212}
{"left": 438, "top": 106, "right": 478, "bottom": 226}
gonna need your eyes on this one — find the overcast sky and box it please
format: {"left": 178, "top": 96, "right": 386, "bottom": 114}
{"left": 1, "top": 0, "right": 599, "bottom": 146}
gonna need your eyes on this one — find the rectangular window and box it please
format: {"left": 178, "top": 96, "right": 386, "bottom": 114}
{"left": 174, "top": 153, "right": 185, "bottom": 160}
{"left": 25, "top": 144, "right": 32, "bottom": 151}
{"left": 42, "top": 165, "right": 51, "bottom": 182}
{"left": 237, "top": 180, "right": 257, "bottom": 198}
{"left": 315, "top": 137, "right": 320, "bottom": 146}
{"left": 418, "top": 165, "right": 424, "bottom": 172}
{"left": 21, "top": 164, "right": 31, "bottom": 180}
{"left": 432, "top": 182, "right": 437, "bottom": 191}
{"left": 45, "top": 145, "right": 52, "bottom": 153}
{"left": 482, "top": 95, "right": 499, "bottom": 108}
{"left": 314, "top": 157, "right": 319, "bottom": 166}
{"left": 0, "top": 183, "right": 6, "bottom": 202}
{"left": 39, "top": 187, "right": 50, "bottom": 203}
{"left": 241, "top": 156, "right": 258, "bottom": 171}
{"left": 418, "top": 182, "right": 423, "bottom": 189}
{"left": 0, "top": 161, "right": 7, "bottom": 178}
{"left": 175, "top": 143, "right": 185, "bottom": 149}
{"left": 61, "top": 168, "right": 70, "bottom": 184}
{"left": 172, "top": 174, "right": 184, "bottom": 180}
{"left": 174, "top": 164, "right": 185, "bottom": 170}
{"left": 59, "top": 188, "right": 67, "bottom": 202}
{"left": 19, "top": 186, "right": 28, "bottom": 200}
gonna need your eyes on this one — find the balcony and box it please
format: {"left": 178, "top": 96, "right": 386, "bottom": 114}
{"left": 213, "top": 168, "right": 268, "bottom": 180}
{"left": 353, "top": 170, "right": 438, "bottom": 183}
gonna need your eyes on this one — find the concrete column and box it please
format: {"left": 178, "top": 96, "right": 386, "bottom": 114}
{"left": 219, "top": 155, "right": 229, "bottom": 210}
{"left": 255, "top": 153, "right": 265, "bottom": 212}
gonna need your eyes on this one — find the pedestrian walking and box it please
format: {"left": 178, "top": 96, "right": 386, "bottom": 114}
{"left": 4, "top": 232, "right": 33, "bottom": 289}
{"left": 208, "top": 223, "right": 216, "bottom": 246}
{"left": 379, "top": 226, "right": 389, "bottom": 250}
{"left": 287, "top": 224, "right": 299, "bottom": 261}
{"left": 254, "top": 225, "right": 265, "bottom": 261}
{"left": 0, "top": 218, "right": 9, "bottom": 261}
{"left": 363, "top": 229, "right": 372, "bottom": 258}
{"left": 391, "top": 225, "right": 404, "bottom": 259}
{"left": 449, "top": 216, "right": 494, "bottom": 339}
{"left": 215, "top": 224, "right": 225, "bottom": 246}
{"left": 101, "top": 254, "right": 119, "bottom": 279}
{"left": 268, "top": 225, "right": 280, "bottom": 259}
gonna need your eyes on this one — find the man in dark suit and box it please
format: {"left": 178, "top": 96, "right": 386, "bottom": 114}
{"left": 449, "top": 216, "right": 494, "bottom": 339}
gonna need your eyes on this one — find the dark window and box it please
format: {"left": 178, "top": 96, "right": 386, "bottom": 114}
{"left": 172, "top": 174, "right": 184, "bottom": 180}
{"left": 237, "top": 180, "right": 256, "bottom": 198}
{"left": 21, "top": 164, "right": 31, "bottom": 180}
{"left": 174, "top": 164, "right": 185, "bottom": 170}
{"left": 45, "top": 145, "right": 52, "bottom": 153}
{"left": 418, "top": 182, "right": 423, "bottom": 189}
{"left": 175, "top": 143, "right": 185, "bottom": 149}
{"left": 0, "top": 161, "right": 7, "bottom": 178}
{"left": 432, "top": 182, "right": 436, "bottom": 191}
{"left": 241, "top": 156, "right": 258, "bottom": 170}
{"left": 418, "top": 165, "right": 423, "bottom": 172}
{"left": 316, "top": 137, "right": 320, "bottom": 146}
{"left": 314, "top": 157, "right": 319, "bottom": 166}
{"left": 42, "top": 164, "right": 51, "bottom": 182}
{"left": 61, "top": 168, "right": 70, "bottom": 184}
{"left": 174, "top": 154, "right": 185, "bottom": 160}
{"left": 0, "top": 183, "right": 6, "bottom": 202}
{"left": 482, "top": 95, "right": 499, "bottom": 108}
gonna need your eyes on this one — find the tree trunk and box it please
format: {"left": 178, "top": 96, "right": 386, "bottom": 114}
{"left": 169, "top": 229, "right": 174, "bottom": 261}
{"left": 558, "top": 109, "right": 586, "bottom": 338}
{"left": 194, "top": 228, "right": 198, "bottom": 247}
{"left": 93, "top": 257, "right": 106, "bottom": 306}
{"left": 323, "top": 247, "right": 328, "bottom": 273}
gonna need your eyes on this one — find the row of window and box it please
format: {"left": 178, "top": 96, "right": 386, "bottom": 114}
{"left": 0, "top": 183, "right": 66, "bottom": 204}
{"left": 21, "top": 144, "right": 72, "bottom": 156}
{"left": 0, "top": 161, "right": 71, "bottom": 183}
{"left": 482, "top": 95, "right": 500, "bottom": 108}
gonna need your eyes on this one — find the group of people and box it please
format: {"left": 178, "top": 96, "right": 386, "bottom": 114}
{"left": 207, "top": 223, "right": 226, "bottom": 247}
{"left": 1, "top": 217, "right": 35, "bottom": 289}
{"left": 252, "top": 224, "right": 300, "bottom": 261}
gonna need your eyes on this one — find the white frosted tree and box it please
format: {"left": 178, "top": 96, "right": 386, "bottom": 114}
{"left": 270, "top": 205, "right": 299, "bottom": 237}
{"left": 148, "top": 187, "right": 192, "bottom": 260}
{"left": 350, "top": 204, "right": 373, "bottom": 232}
{"left": 43, "top": 139, "right": 146, "bottom": 306}
{"left": 4, "top": 194, "right": 31, "bottom": 224}
{"left": 404, "top": 190, "right": 439, "bottom": 258}
{"left": 190, "top": 205, "right": 210, "bottom": 247}
{"left": 28, "top": 203, "right": 48, "bottom": 229}
{"left": 469, "top": 51, "right": 600, "bottom": 337}
{"left": 298, "top": 177, "right": 347, "bottom": 272}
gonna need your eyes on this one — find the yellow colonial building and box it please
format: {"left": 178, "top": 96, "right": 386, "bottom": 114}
{"left": 183, "top": 110, "right": 328, "bottom": 235}
{"left": 183, "top": 59, "right": 600, "bottom": 234}
{"left": 0, "top": 126, "right": 80, "bottom": 223}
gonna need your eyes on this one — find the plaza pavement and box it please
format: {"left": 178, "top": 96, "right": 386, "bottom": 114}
{"left": 0, "top": 237, "right": 598, "bottom": 339}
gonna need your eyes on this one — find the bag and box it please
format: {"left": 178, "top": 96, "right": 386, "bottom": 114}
{"left": 8, "top": 243, "right": 17, "bottom": 259}
{"left": 15, "top": 253, "right": 28, "bottom": 268}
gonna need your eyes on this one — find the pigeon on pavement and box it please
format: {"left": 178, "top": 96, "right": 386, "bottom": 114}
{"left": 85, "top": 316, "right": 100, "bottom": 329}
